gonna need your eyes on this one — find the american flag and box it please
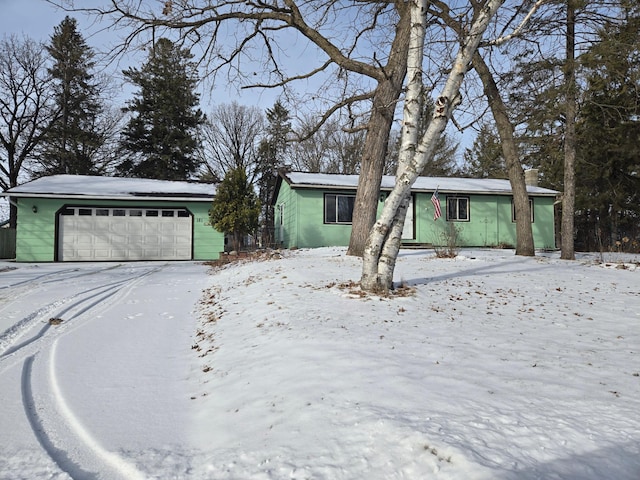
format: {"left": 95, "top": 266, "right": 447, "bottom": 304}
{"left": 431, "top": 188, "right": 441, "bottom": 221}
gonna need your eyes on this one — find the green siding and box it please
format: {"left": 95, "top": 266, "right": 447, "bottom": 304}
{"left": 15, "top": 199, "right": 58, "bottom": 262}
{"left": 274, "top": 185, "right": 556, "bottom": 250}
{"left": 15, "top": 197, "right": 223, "bottom": 262}
{"left": 531, "top": 196, "right": 557, "bottom": 249}
{"left": 190, "top": 202, "right": 224, "bottom": 261}
{"left": 274, "top": 180, "right": 298, "bottom": 247}
{"left": 274, "top": 185, "right": 385, "bottom": 248}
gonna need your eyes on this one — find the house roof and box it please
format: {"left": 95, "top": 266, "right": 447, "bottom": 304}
{"left": 3, "top": 175, "right": 216, "bottom": 201}
{"left": 280, "top": 171, "right": 559, "bottom": 196}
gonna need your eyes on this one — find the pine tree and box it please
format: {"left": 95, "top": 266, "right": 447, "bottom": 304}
{"left": 576, "top": 5, "right": 640, "bottom": 250}
{"left": 462, "top": 122, "right": 507, "bottom": 178}
{"left": 39, "top": 16, "right": 102, "bottom": 175}
{"left": 255, "top": 101, "right": 291, "bottom": 247}
{"left": 118, "top": 38, "right": 205, "bottom": 180}
{"left": 209, "top": 167, "right": 260, "bottom": 252}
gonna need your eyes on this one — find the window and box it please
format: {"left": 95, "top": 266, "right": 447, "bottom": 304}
{"left": 146, "top": 210, "right": 159, "bottom": 217}
{"left": 78, "top": 208, "right": 92, "bottom": 216}
{"left": 162, "top": 210, "right": 175, "bottom": 217}
{"left": 447, "top": 197, "right": 470, "bottom": 221}
{"left": 60, "top": 208, "right": 74, "bottom": 216}
{"left": 129, "top": 209, "right": 143, "bottom": 216}
{"left": 177, "top": 210, "right": 190, "bottom": 218}
{"left": 96, "top": 209, "right": 109, "bottom": 216}
{"left": 512, "top": 198, "right": 534, "bottom": 223}
{"left": 325, "top": 194, "right": 355, "bottom": 224}
{"left": 278, "top": 204, "right": 284, "bottom": 225}
{"left": 113, "top": 209, "right": 126, "bottom": 216}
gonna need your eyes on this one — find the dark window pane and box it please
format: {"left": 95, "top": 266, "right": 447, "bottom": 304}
{"left": 162, "top": 210, "right": 174, "bottom": 217}
{"left": 337, "top": 196, "right": 354, "bottom": 223}
{"left": 60, "top": 208, "right": 74, "bottom": 216}
{"left": 448, "top": 200, "right": 457, "bottom": 220}
{"left": 113, "top": 209, "right": 126, "bottom": 216}
{"left": 129, "top": 210, "right": 143, "bottom": 216}
{"left": 459, "top": 199, "right": 468, "bottom": 220}
{"left": 325, "top": 195, "right": 336, "bottom": 223}
{"left": 78, "top": 208, "right": 92, "bottom": 216}
{"left": 146, "top": 210, "right": 159, "bottom": 217}
{"left": 96, "top": 209, "right": 109, "bottom": 216}
{"left": 177, "top": 210, "right": 190, "bottom": 218}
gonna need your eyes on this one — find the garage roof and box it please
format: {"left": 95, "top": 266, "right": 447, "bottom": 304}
{"left": 281, "top": 171, "right": 559, "bottom": 196}
{"left": 3, "top": 175, "right": 216, "bottom": 201}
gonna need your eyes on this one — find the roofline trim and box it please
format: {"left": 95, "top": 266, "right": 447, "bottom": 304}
{"left": 1, "top": 192, "right": 214, "bottom": 202}
{"left": 286, "top": 183, "right": 559, "bottom": 197}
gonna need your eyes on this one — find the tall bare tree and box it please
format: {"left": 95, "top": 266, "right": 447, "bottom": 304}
{"left": 433, "top": 0, "right": 556, "bottom": 257}
{"left": 46, "top": 0, "right": 413, "bottom": 257}
{"left": 0, "top": 35, "right": 56, "bottom": 227}
{"left": 361, "top": 0, "right": 547, "bottom": 293}
{"left": 291, "top": 116, "right": 364, "bottom": 174}
{"left": 472, "top": 52, "right": 535, "bottom": 256}
{"left": 201, "top": 101, "right": 264, "bottom": 183}
{"left": 561, "top": 0, "right": 577, "bottom": 260}
{"left": 507, "top": 0, "right": 624, "bottom": 256}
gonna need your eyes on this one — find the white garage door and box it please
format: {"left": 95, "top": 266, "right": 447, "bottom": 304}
{"left": 58, "top": 207, "right": 193, "bottom": 261}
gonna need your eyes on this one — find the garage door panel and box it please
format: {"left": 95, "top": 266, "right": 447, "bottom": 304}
{"left": 92, "top": 249, "right": 112, "bottom": 260}
{"left": 143, "top": 236, "right": 160, "bottom": 245}
{"left": 59, "top": 207, "right": 193, "bottom": 261}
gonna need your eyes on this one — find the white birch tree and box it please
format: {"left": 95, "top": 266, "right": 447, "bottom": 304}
{"left": 361, "top": 0, "right": 546, "bottom": 294}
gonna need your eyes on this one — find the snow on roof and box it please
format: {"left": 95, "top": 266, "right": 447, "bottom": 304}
{"left": 3, "top": 175, "right": 216, "bottom": 201}
{"left": 283, "top": 172, "right": 559, "bottom": 196}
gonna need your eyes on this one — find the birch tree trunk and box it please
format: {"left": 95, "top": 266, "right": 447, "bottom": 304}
{"left": 361, "top": 0, "right": 507, "bottom": 294}
{"left": 374, "top": 0, "right": 428, "bottom": 287}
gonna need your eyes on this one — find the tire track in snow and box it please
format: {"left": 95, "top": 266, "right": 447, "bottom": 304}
{"left": 0, "top": 266, "right": 160, "bottom": 360}
{"left": 0, "top": 264, "right": 122, "bottom": 290}
{"left": 0, "top": 265, "right": 126, "bottom": 356}
{"left": 22, "top": 355, "right": 99, "bottom": 479}
{"left": 10, "top": 264, "right": 166, "bottom": 479}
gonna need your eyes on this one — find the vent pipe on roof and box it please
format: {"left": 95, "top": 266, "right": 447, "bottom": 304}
{"left": 524, "top": 169, "right": 539, "bottom": 187}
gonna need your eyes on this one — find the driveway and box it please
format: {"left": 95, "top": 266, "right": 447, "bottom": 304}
{"left": 0, "top": 261, "right": 209, "bottom": 479}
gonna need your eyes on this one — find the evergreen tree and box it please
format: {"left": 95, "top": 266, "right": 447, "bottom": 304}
{"left": 209, "top": 167, "right": 260, "bottom": 252}
{"left": 576, "top": 5, "right": 640, "bottom": 250}
{"left": 255, "top": 101, "right": 291, "bottom": 247}
{"left": 462, "top": 122, "right": 507, "bottom": 178}
{"left": 39, "top": 16, "right": 102, "bottom": 175}
{"left": 118, "top": 38, "right": 205, "bottom": 180}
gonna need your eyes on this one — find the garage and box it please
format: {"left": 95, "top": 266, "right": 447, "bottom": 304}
{"left": 58, "top": 206, "right": 193, "bottom": 261}
{"left": 3, "top": 175, "right": 225, "bottom": 262}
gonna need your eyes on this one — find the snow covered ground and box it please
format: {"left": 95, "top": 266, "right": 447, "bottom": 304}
{"left": 0, "top": 247, "right": 639, "bottom": 479}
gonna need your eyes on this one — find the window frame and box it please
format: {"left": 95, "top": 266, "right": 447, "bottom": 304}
{"left": 324, "top": 193, "right": 356, "bottom": 225}
{"left": 446, "top": 196, "right": 470, "bottom": 222}
{"left": 512, "top": 198, "right": 534, "bottom": 223}
{"left": 278, "top": 203, "right": 284, "bottom": 226}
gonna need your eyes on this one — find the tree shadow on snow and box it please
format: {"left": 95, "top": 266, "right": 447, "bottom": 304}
{"left": 398, "top": 254, "right": 559, "bottom": 288}
{"left": 493, "top": 443, "right": 640, "bottom": 480}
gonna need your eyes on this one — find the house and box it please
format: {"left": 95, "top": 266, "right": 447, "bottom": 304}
{"left": 2, "top": 175, "right": 223, "bottom": 262}
{"left": 272, "top": 171, "right": 559, "bottom": 249}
